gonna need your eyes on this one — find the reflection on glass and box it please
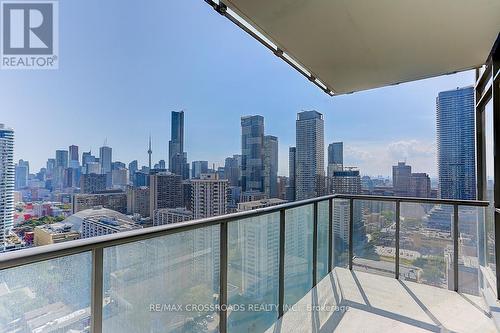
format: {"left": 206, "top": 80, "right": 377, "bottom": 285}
{"left": 0, "top": 253, "right": 91, "bottom": 332}
{"left": 458, "top": 206, "right": 481, "bottom": 295}
{"left": 317, "top": 200, "right": 330, "bottom": 283}
{"left": 400, "top": 203, "right": 453, "bottom": 289}
{"left": 352, "top": 200, "right": 396, "bottom": 277}
{"left": 332, "top": 199, "right": 350, "bottom": 268}
{"left": 484, "top": 99, "right": 496, "bottom": 284}
{"left": 102, "top": 226, "right": 220, "bottom": 333}
{"left": 227, "top": 213, "right": 279, "bottom": 333}
{"left": 284, "top": 205, "right": 313, "bottom": 311}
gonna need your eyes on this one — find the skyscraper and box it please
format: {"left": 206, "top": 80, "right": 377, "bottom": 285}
{"left": 328, "top": 142, "right": 343, "bottom": 165}
{"left": 169, "top": 111, "right": 189, "bottom": 179}
{"left": 410, "top": 173, "right": 431, "bottom": 198}
{"left": 224, "top": 155, "right": 241, "bottom": 187}
{"left": 0, "top": 124, "right": 14, "bottom": 250}
{"left": 286, "top": 147, "right": 296, "bottom": 201}
{"left": 327, "top": 142, "right": 343, "bottom": 178}
{"left": 192, "top": 161, "right": 209, "bottom": 179}
{"left": 69, "top": 145, "right": 79, "bottom": 166}
{"left": 80, "top": 173, "right": 107, "bottom": 194}
{"left": 55, "top": 150, "right": 69, "bottom": 169}
{"left": 330, "top": 169, "right": 361, "bottom": 195}
{"left": 392, "top": 161, "right": 431, "bottom": 198}
{"left": 99, "top": 145, "right": 112, "bottom": 175}
{"left": 393, "top": 162, "right": 412, "bottom": 197}
{"left": 128, "top": 160, "right": 138, "bottom": 184}
{"left": 191, "top": 173, "right": 228, "bottom": 219}
{"left": 295, "top": 111, "right": 325, "bottom": 200}
{"left": 54, "top": 150, "right": 69, "bottom": 189}
{"left": 149, "top": 172, "right": 183, "bottom": 217}
{"left": 330, "top": 168, "right": 362, "bottom": 263}
{"left": 241, "top": 115, "right": 264, "bottom": 194}
{"left": 15, "top": 159, "right": 29, "bottom": 190}
{"left": 191, "top": 173, "right": 227, "bottom": 291}
{"left": 263, "top": 135, "right": 278, "bottom": 198}
{"left": 436, "top": 86, "right": 476, "bottom": 200}
{"left": 82, "top": 151, "right": 97, "bottom": 175}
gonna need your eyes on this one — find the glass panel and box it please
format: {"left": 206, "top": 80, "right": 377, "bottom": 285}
{"left": 484, "top": 98, "right": 496, "bottom": 287}
{"left": 0, "top": 252, "right": 91, "bottom": 332}
{"left": 400, "top": 203, "right": 453, "bottom": 289}
{"left": 284, "top": 205, "right": 313, "bottom": 311}
{"left": 332, "top": 199, "right": 350, "bottom": 268}
{"left": 102, "top": 226, "right": 220, "bottom": 333}
{"left": 352, "top": 200, "right": 396, "bottom": 278}
{"left": 458, "top": 206, "right": 481, "bottom": 296}
{"left": 227, "top": 213, "right": 279, "bottom": 333}
{"left": 316, "top": 200, "right": 330, "bottom": 283}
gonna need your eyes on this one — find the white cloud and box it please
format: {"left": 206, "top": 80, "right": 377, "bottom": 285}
{"left": 344, "top": 140, "right": 436, "bottom": 177}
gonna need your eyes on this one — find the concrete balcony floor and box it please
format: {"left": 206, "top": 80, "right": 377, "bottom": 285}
{"left": 265, "top": 267, "right": 497, "bottom": 333}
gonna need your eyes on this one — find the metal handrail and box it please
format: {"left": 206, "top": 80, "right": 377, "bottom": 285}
{"left": 0, "top": 194, "right": 490, "bottom": 333}
{"left": 0, "top": 194, "right": 488, "bottom": 269}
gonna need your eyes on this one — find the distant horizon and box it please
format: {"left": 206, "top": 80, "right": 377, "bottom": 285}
{"left": 1, "top": 0, "right": 476, "bottom": 179}
{"left": 5, "top": 120, "right": 445, "bottom": 180}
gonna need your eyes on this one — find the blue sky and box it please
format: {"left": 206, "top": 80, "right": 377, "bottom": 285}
{"left": 1, "top": 0, "right": 475, "bottom": 177}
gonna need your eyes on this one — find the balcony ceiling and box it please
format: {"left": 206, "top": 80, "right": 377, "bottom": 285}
{"left": 222, "top": 0, "right": 500, "bottom": 95}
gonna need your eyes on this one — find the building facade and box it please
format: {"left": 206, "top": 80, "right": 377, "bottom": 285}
{"left": 99, "top": 146, "right": 112, "bottom": 175}
{"left": 191, "top": 160, "right": 209, "bottom": 179}
{"left": 263, "top": 135, "right": 278, "bottom": 199}
{"left": 153, "top": 207, "right": 192, "bottom": 226}
{"left": 149, "top": 172, "right": 183, "bottom": 217}
{"left": 127, "top": 186, "right": 150, "bottom": 218}
{"left": 327, "top": 142, "right": 343, "bottom": 178}
{"left": 72, "top": 191, "right": 128, "bottom": 214}
{"left": 286, "top": 147, "right": 296, "bottom": 201}
{"left": 191, "top": 173, "right": 228, "bottom": 219}
{"left": 0, "top": 124, "right": 14, "bottom": 250}
{"left": 393, "top": 162, "right": 412, "bottom": 197}
{"left": 295, "top": 111, "right": 325, "bottom": 200}
{"left": 80, "top": 173, "right": 107, "bottom": 194}
{"left": 169, "top": 111, "right": 189, "bottom": 179}
{"left": 241, "top": 115, "right": 264, "bottom": 194}
{"left": 224, "top": 155, "right": 241, "bottom": 187}
{"left": 436, "top": 86, "right": 476, "bottom": 200}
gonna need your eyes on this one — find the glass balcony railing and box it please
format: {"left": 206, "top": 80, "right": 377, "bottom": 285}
{"left": 0, "top": 195, "right": 489, "bottom": 333}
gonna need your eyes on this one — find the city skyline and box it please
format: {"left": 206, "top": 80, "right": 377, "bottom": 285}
{"left": 0, "top": 0, "right": 476, "bottom": 178}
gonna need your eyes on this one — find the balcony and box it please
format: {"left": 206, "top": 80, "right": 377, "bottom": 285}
{"left": 0, "top": 194, "right": 493, "bottom": 333}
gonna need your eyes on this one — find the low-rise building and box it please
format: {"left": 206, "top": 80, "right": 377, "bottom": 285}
{"left": 153, "top": 208, "right": 193, "bottom": 226}
{"left": 237, "top": 198, "right": 287, "bottom": 212}
{"left": 78, "top": 208, "right": 141, "bottom": 238}
{"left": 34, "top": 222, "right": 80, "bottom": 246}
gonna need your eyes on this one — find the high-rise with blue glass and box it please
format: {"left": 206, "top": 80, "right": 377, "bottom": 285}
{"left": 0, "top": 124, "right": 14, "bottom": 251}
{"left": 241, "top": 115, "right": 265, "bottom": 194}
{"left": 169, "top": 111, "right": 189, "bottom": 179}
{"left": 296, "top": 110, "right": 325, "bottom": 200}
{"left": 436, "top": 86, "right": 476, "bottom": 200}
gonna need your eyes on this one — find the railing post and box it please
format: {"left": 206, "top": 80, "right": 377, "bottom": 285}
{"left": 91, "top": 248, "right": 103, "bottom": 333}
{"left": 395, "top": 200, "right": 400, "bottom": 279}
{"left": 328, "top": 198, "right": 333, "bottom": 273}
{"left": 278, "top": 209, "right": 286, "bottom": 317}
{"left": 313, "top": 202, "right": 318, "bottom": 286}
{"left": 219, "top": 222, "right": 228, "bottom": 333}
{"left": 349, "top": 198, "right": 354, "bottom": 271}
{"left": 453, "top": 204, "right": 459, "bottom": 292}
